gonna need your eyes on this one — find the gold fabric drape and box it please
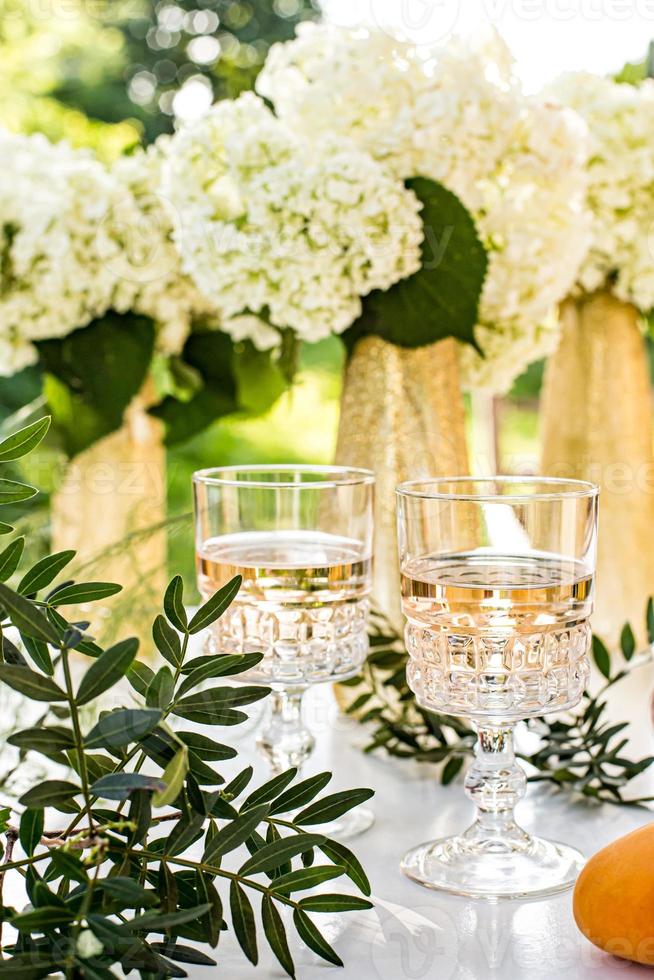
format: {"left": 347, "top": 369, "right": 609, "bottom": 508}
{"left": 541, "top": 290, "right": 654, "bottom": 647}
{"left": 51, "top": 380, "right": 167, "bottom": 646}
{"left": 335, "top": 336, "right": 470, "bottom": 629}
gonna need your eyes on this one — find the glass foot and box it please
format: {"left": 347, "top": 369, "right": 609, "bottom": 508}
{"left": 401, "top": 831, "right": 584, "bottom": 900}
{"left": 313, "top": 805, "right": 375, "bottom": 841}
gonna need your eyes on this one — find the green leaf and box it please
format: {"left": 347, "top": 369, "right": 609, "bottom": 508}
{"left": 178, "top": 730, "right": 237, "bottom": 761}
{"left": 152, "top": 746, "right": 189, "bottom": 807}
{"left": 21, "top": 635, "right": 53, "bottom": 675}
{"left": 19, "top": 780, "right": 80, "bottom": 808}
{"left": 346, "top": 177, "right": 487, "bottom": 350}
{"left": 229, "top": 880, "right": 258, "bottom": 966}
{"left": 152, "top": 614, "right": 182, "bottom": 667}
{"left": 101, "top": 877, "right": 158, "bottom": 907}
{"left": 0, "top": 953, "right": 61, "bottom": 977}
{"left": 293, "top": 908, "right": 343, "bottom": 967}
{"left": 592, "top": 635, "right": 611, "bottom": 679}
{"left": 49, "top": 581, "right": 122, "bottom": 606}
{"left": 240, "top": 834, "right": 325, "bottom": 876}
{"left": 262, "top": 894, "right": 295, "bottom": 979}
{"left": 149, "top": 943, "right": 217, "bottom": 966}
{"left": 17, "top": 550, "right": 75, "bottom": 596}
{"left": 187, "top": 575, "right": 242, "bottom": 635}
{"left": 647, "top": 597, "right": 654, "bottom": 645}
{"left": 442, "top": 755, "right": 464, "bottom": 785}
{"left": 38, "top": 313, "right": 155, "bottom": 456}
{"left": 85, "top": 707, "right": 162, "bottom": 750}
{"left": 19, "top": 808, "right": 43, "bottom": 856}
{"left": 146, "top": 665, "right": 175, "bottom": 708}
{"left": 620, "top": 623, "right": 636, "bottom": 661}
{"left": 8, "top": 726, "right": 75, "bottom": 757}
{"left": 0, "top": 664, "right": 66, "bottom": 701}
{"left": 125, "top": 904, "right": 211, "bottom": 932}
{"left": 202, "top": 803, "right": 270, "bottom": 864}
{"left": 223, "top": 765, "right": 254, "bottom": 800}
{"left": 151, "top": 330, "right": 239, "bottom": 446}
{"left": 0, "top": 479, "right": 37, "bottom": 504}
{"left": 271, "top": 865, "right": 344, "bottom": 895}
{"left": 176, "top": 653, "right": 264, "bottom": 696}
{"left": 269, "top": 772, "right": 332, "bottom": 815}
{"left": 11, "top": 905, "right": 75, "bottom": 930}
{"left": 127, "top": 660, "right": 155, "bottom": 698}
{"left": 295, "top": 788, "right": 374, "bottom": 826}
{"left": 172, "top": 685, "right": 268, "bottom": 725}
{"left": 0, "top": 417, "right": 50, "bottom": 462}
{"left": 164, "top": 813, "right": 206, "bottom": 857}
{"left": 241, "top": 768, "right": 297, "bottom": 810}
{"left": 195, "top": 870, "right": 223, "bottom": 948}
{"left": 48, "top": 849, "right": 88, "bottom": 885}
{"left": 77, "top": 637, "right": 138, "bottom": 705}
{"left": 298, "top": 894, "right": 374, "bottom": 913}
{"left": 0, "top": 583, "right": 61, "bottom": 643}
{"left": 319, "top": 840, "right": 371, "bottom": 896}
{"left": 90, "top": 772, "right": 166, "bottom": 800}
{"left": 0, "top": 522, "right": 13, "bottom": 535}
{"left": 164, "top": 575, "right": 187, "bottom": 632}
{"left": 0, "top": 536, "right": 24, "bottom": 581}
{"left": 233, "top": 340, "right": 287, "bottom": 416}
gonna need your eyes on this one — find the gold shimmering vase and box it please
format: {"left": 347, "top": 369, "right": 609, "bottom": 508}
{"left": 335, "top": 336, "right": 470, "bottom": 630}
{"left": 51, "top": 380, "right": 167, "bottom": 646}
{"left": 541, "top": 290, "right": 654, "bottom": 648}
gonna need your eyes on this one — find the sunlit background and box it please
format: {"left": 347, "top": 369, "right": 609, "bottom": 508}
{"left": 1, "top": 0, "right": 652, "bottom": 584}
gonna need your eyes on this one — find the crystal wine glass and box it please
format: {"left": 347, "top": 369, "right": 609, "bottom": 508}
{"left": 193, "top": 465, "right": 375, "bottom": 837}
{"left": 396, "top": 477, "right": 599, "bottom": 898}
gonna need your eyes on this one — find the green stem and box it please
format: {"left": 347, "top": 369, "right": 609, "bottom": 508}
{"left": 61, "top": 648, "right": 95, "bottom": 834}
{"left": 63, "top": 631, "right": 191, "bottom": 835}
{"left": 129, "top": 848, "right": 301, "bottom": 910}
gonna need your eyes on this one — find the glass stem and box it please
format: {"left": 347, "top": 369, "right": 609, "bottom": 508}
{"left": 257, "top": 688, "right": 315, "bottom": 774}
{"left": 463, "top": 723, "right": 529, "bottom": 842}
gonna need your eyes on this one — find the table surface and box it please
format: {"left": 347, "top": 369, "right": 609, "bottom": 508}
{"left": 3, "top": 642, "right": 654, "bottom": 980}
{"left": 181, "top": 656, "right": 654, "bottom": 980}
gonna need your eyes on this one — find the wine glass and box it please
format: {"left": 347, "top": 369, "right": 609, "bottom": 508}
{"left": 193, "top": 465, "right": 375, "bottom": 837}
{"left": 396, "top": 477, "right": 599, "bottom": 898}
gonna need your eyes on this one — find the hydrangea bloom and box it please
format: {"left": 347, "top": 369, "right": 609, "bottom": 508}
{"left": 549, "top": 72, "right": 654, "bottom": 312}
{"left": 0, "top": 132, "right": 118, "bottom": 375}
{"left": 160, "top": 92, "right": 424, "bottom": 346}
{"left": 258, "top": 25, "right": 590, "bottom": 393}
{"left": 0, "top": 133, "right": 214, "bottom": 376}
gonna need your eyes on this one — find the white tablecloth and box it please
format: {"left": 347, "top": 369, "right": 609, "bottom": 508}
{"left": 184, "top": 655, "right": 654, "bottom": 980}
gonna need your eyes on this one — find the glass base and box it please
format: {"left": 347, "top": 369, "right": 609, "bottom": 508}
{"left": 312, "top": 805, "right": 375, "bottom": 841}
{"left": 401, "top": 831, "right": 584, "bottom": 900}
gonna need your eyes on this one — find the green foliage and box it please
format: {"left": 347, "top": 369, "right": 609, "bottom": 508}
{"left": 615, "top": 41, "right": 654, "bottom": 83}
{"left": 151, "top": 332, "right": 286, "bottom": 447}
{"left": 0, "top": 416, "right": 373, "bottom": 977}
{"left": 344, "top": 177, "right": 487, "bottom": 352}
{"left": 38, "top": 313, "right": 155, "bottom": 457}
{"left": 343, "top": 608, "right": 654, "bottom": 805}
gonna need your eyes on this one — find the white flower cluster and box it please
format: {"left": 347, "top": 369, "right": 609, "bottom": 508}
{"left": 550, "top": 72, "right": 654, "bottom": 313}
{"left": 160, "top": 92, "right": 424, "bottom": 346}
{"left": 0, "top": 132, "right": 212, "bottom": 377}
{"left": 258, "top": 25, "right": 591, "bottom": 393}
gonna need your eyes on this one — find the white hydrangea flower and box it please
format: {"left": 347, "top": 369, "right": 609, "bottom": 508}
{"left": 0, "top": 132, "right": 219, "bottom": 377}
{"left": 258, "top": 25, "right": 590, "bottom": 393}
{"left": 106, "top": 147, "right": 219, "bottom": 355}
{"left": 160, "top": 92, "right": 424, "bottom": 345}
{"left": 549, "top": 71, "right": 654, "bottom": 312}
{"left": 0, "top": 132, "right": 119, "bottom": 375}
